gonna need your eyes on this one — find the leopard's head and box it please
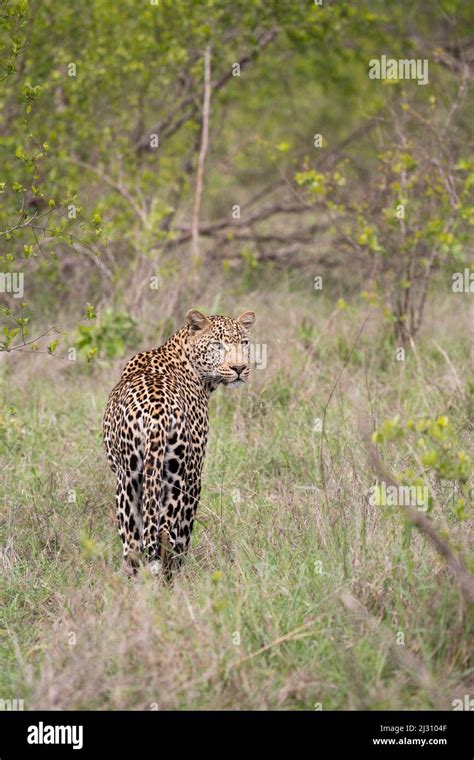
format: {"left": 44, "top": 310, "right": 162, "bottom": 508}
{"left": 185, "top": 309, "right": 256, "bottom": 387}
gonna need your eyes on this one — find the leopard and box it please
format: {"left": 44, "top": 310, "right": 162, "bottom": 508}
{"left": 103, "top": 308, "right": 256, "bottom": 577}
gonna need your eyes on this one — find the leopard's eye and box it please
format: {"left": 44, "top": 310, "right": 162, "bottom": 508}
{"left": 211, "top": 341, "right": 224, "bottom": 351}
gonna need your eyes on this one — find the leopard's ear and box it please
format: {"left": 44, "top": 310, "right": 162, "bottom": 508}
{"left": 237, "top": 310, "right": 256, "bottom": 331}
{"left": 186, "top": 309, "right": 210, "bottom": 333}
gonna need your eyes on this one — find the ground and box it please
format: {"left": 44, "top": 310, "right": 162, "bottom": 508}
{"left": 0, "top": 284, "right": 472, "bottom": 710}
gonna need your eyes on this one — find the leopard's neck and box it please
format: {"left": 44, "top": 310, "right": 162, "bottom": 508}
{"left": 159, "top": 328, "right": 218, "bottom": 397}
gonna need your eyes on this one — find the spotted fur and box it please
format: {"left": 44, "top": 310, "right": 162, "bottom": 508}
{"left": 103, "top": 309, "right": 256, "bottom": 576}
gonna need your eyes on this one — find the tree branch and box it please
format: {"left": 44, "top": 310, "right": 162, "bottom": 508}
{"left": 368, "top": 445, "right": 474, "bottom": 606}
{"left": 191, "top": 44, "right": 212, "bottom": 264}
{"left": 133, "top": 28, "right": 279, "bottom": 151}
{"left": 67, "top": 158, "right": 149, "bottom": 228}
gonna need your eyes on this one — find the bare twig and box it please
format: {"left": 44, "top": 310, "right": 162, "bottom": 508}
{"left": 67, "top": 158, "right": 149, "bottom": 227}
{"left": 134, "top": 28, "right": 278, "bottom": 151}
{"left": 170, "top": 202, "right": 315, "bottom": 247}
{"left": 191, "top": 44, "right": 212, "bottom": 265}
{"left": 368, "top": 445, "right": 474, "bottom": 606}
{"left": 228, "top": 617, "right": 319, "bottom": 672}
{"left": 339, "top": 591, "right": 435, "bottom": 693}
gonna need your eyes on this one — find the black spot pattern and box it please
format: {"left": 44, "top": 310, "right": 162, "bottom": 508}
{"left": 102, "top": 312, "right": 255, "bottom": 576}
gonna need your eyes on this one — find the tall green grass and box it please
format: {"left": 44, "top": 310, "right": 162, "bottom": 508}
{"left": 0, "top": 288, "right": 472, "bottom": 710}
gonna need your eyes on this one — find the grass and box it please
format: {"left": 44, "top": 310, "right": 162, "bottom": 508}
{"left": 0, "top": 284, "right": 472, "bottom": 710}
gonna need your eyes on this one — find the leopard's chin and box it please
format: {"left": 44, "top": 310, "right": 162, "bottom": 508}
{"left": 225, "top": 378, "right": 245, "bottom": 388}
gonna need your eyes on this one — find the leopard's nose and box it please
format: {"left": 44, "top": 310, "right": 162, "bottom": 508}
{"left": 230, "top": 364, "right": 246, "bottom": 376}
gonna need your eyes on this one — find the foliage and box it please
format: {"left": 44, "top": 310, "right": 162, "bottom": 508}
{"left": 0, "top": 1, "right": 471, "bottom": 350}
{"left": 295, "top": 102, "right": 473, "bottom": 342}
{"left": 75, "top": 308, "right": 139, "bottom": 361}
{"left": 0, "top": 289, "right": 472, "bottom": 709}
{"left": 0, "top": 0, "right": 472, "bottom": 713}
{"left": 373, "top": 415, "right": 472, "bottom": 520}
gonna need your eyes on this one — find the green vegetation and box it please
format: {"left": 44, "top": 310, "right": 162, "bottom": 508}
{"left": 1, "top": 286, "right": 472, "bottom": 709}
{"left": 0, "top": 1, "right": 472, "bottom": 710}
